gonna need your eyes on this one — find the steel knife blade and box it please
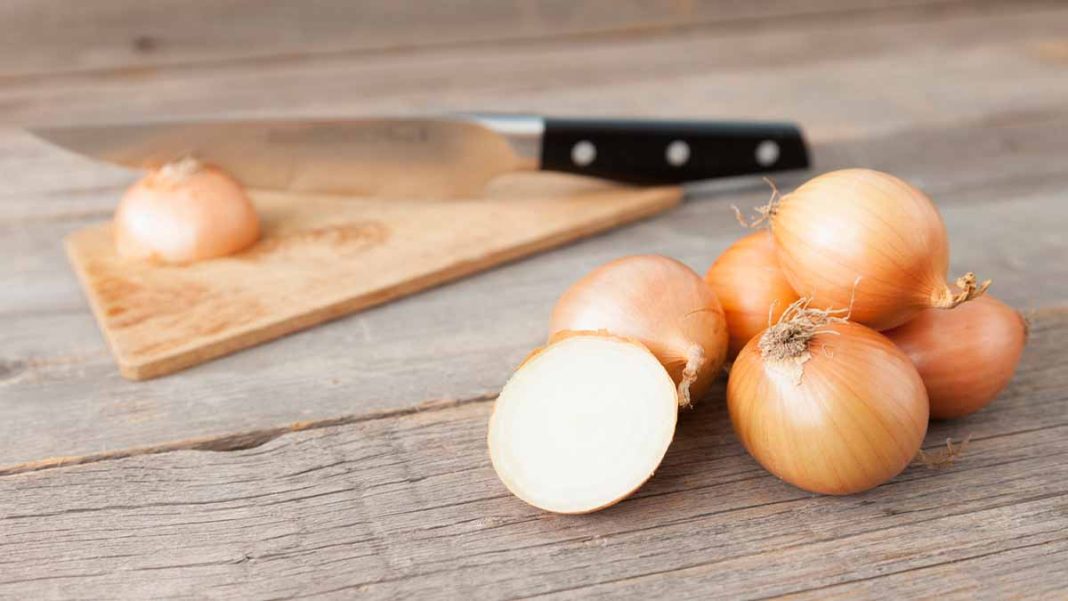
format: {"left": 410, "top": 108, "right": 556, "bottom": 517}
{"left": 30, "top": 114, "right": 809, "bottom": 197}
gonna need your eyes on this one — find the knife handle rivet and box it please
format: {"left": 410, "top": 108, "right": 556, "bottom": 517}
{"left": 666, "top": 140, "right": 690, "bottom": 167}
{"left": 756, "top": 140, "right": 780, "bottom": 167}
{"left": 571, "top": 140, "right": 597, "bottom": 167}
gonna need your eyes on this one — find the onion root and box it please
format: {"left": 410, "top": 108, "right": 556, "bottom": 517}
{"left": 914, "top": 435, "right": 972, "bottom": 469}
{"left": 931, "top": 272, "right": 992, "bottom": 309}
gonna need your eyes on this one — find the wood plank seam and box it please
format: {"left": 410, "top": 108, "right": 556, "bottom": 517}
{"left": 1, "top": 391, "right": 1063, "bottom": 597}
{"left": 774, "top": 536, "right": 1068, "bottom": 600}
{"left": 2, "top": 382, "right": 1061, "bottom": 481}
{"left": 2, "top": 0, "right": 1051, "bottom": 86}
{"left": 517, "top": 493, "right": 1068, "bottom": 600}
{"left": 0, "top": 392, "right": 495, "bottom": 477}
{"left": 2, "top": 306, "right": 1064, "bottom": 479}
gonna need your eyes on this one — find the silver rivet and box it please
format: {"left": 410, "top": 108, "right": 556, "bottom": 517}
{"left": 571, "top": 140, "right": 596, "bottom": 166}
{"left": 665, "top": 140, "right": 690, "bottom": 167}
{"left": 756, "top": 140, "right": 780, "bottom": 167}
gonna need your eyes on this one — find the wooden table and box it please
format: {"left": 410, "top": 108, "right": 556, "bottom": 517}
{"left": 3, "top": 1, "right": 1067, "bottom": 598}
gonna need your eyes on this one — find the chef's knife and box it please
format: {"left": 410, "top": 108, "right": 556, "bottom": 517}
{"left": 30, "top": 115, "right": 809, "bottom": 197}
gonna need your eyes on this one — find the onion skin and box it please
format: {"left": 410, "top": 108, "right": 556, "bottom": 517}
{"left": 114, "top": 162, "right": 260, "bottom": 264}
{"left": 771, "top": 169, "right": 984, "bottom": 331}
{"left": 705, "top": 231, "right": 799, "bottom": 358}
{"left": 885, "top": 295, "right": 1027, "bottom": 419}
{"left": 728, "top": 320, "right": 928, "bottom": 495}
{"left": 549, "top": 255, "right": 728, "bottom": 406}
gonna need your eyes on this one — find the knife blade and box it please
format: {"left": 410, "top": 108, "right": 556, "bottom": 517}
{"left": 30, "top": 115, "right": 809, "bottom": 197}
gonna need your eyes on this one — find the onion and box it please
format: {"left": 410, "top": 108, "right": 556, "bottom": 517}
{"left": 727, "top": 301, "right": 929, "bottom": 494}
{"left": 488, "top": 333, "right": 678, "bottom": 513}
{"left": 549, "top": 255, "right": 729, "bottom": 406}
{"left": 768, "top": 169, "right": 988, "bottom": 330}
{"left": 705, "top": 230, "right": 799, "bottom": 358}
{"left": 885, "top": 294, "right": 1027, "bottom": 419}
{"left": 114, "top": 158, "right": 260, "bottom": 264}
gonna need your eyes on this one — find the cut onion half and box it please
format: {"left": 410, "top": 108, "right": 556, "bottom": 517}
{"left": 488, "top": 333, "right": 678, "bottom": 514}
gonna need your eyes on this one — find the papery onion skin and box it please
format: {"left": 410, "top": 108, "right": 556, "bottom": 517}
{"left": 705, "top": 231, "right": 799, "bottom": 358}
{"left": 771, "top": 169, "right": 982, "bottom": 331}
{"left": 885, "top": 295, "right": 1027, "bottom": 419}
{"left": 114, "top": 160, "right": 260, "bottom": 264}
{"left": 728, "top": 320, "right": 929, "bottom": 495}
{"left": 549, "top": 255, "right": 729, "bottom": 406}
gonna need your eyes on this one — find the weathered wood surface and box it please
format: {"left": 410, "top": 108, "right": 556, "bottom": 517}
{"left": 3, "top": 1, "right": 1068, "bottom": 597}
{"left": 3, "top": 2, "right": 1068, "bottom": 467}
{"left": 2, "top": 116, "right": 1066, "bottom": 468}
{"left": 1, "top": 309, "right": 1065, "bottom": 599}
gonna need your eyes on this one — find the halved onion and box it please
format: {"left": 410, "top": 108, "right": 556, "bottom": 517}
{"left": 488, "top": 333, "right": 678, "bottom": 513}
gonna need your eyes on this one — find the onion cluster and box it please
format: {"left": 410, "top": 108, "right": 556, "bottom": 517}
{"left": 719, "top": 168, "right": 1026, "bottom": 494}
{"left": 488, "top": 168, "right": 1026, "bottom": 512}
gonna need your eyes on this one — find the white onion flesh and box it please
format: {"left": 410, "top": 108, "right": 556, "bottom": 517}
{"left": 488, "top": 334, "right": 678, "bottom": 513}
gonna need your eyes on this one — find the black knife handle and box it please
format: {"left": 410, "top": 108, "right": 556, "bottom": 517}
{"left": 540, "top": 118, "right": 809, "bottom": 185}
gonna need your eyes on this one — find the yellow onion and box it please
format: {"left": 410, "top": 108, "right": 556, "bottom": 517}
{"left": 885, "top": 294, "right": 1027, "bottom": 419}
{"left": 114, "top": 158, "right": 260, "bottom": 264}
{"left": 769, "top": 169, "right": 987, "bottom": 330}
{"left": 728, "top": 302, "right": 929, "bottom": 494}
{"left": 549, "top": 255, "right": 728, "bottom": 406}
{"left": 705, "top": 230, "right": 799, "bottom": 358}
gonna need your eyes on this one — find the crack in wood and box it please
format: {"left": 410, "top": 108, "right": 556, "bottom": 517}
{"left": 750, "top": 533, "right": 1068, "bottom": 600}
{"left": 0, "top": 393, "right": 496, "bottom": 478}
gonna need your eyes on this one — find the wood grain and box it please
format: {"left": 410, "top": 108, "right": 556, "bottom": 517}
{"left": 1, "top": 308, "right": 1064, "bottom": 600}
{"left": 2, "top": 112, "right": 1066, "bottom": 469}
{"left": 64, "top": 176, "right": 680, "bottom": 379}
{"left": 0, "top": 0, "right": 995, "bottom": 80}
{"left": 2, "top": 3, "right": 1068, "bottom": 595}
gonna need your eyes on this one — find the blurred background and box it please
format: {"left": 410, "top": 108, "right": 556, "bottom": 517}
{"left": 4, "top": 1, "right": 1064, "bottom": 128}
{"left": 5, "top": 1, "right": 1066, "bottom": 217}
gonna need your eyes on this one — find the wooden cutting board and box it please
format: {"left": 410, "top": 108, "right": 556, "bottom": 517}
{"left": 65, "top": 174, "right": 682, "bottom": 380}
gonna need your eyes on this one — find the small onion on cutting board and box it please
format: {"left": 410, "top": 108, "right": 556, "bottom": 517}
{"left": 114, "top": 158, "right": 260, "bottom": 264}
{"left": 488, "top": 333, "right": 678, "bottom": 514}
